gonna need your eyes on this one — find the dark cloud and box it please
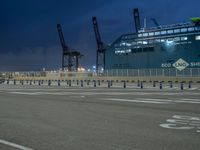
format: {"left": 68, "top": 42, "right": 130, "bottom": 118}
{"left": 0, "top": 46, "right": 61, "bottom": 71}
{"left": 0, "top": 0, "right": 200, "bottom": 71}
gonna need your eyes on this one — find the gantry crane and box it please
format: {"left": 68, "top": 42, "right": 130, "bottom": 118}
{"left": 57, "top": 24, "right": 82, "bottom": 71}
{"left": 92, "top": 17, "right": 107, "bottom": 74}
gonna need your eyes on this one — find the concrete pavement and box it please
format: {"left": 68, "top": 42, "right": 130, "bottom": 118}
{"left": 0, "top": 84, "right": 199, "bottom": 150}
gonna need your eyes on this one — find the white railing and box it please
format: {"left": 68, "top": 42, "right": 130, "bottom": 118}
{"left": 103, "top": 68, "right": 200, "bottom": 77}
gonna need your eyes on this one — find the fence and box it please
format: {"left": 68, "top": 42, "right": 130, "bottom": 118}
{"left": 0, "top": 71, "right": 93, "bottom": 79}
{"left": 1, "top": 68, "right": 200, "bottom": 79}
{"left": 104, "top": 68, "right": 200, "bottom": 77}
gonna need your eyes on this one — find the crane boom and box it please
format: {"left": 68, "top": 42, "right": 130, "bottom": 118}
{"left": 92, "top": 16, "right": 106, "bottom": 74}
{"left": 92, "top": 17, "right": 104, "bottom": 52}
{"left": 57, "top": 24, "right": 70, "bottom": 53}
{"left": 57, "top": 24, "right": 73, "bottom": 71}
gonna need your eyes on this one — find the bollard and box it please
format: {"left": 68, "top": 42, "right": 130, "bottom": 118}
{"left": 48, "top": 80, "right": 51, "bottom": 86}
{"left": 137, "top": 80, "right": 140, "bottom": 87}
{"left": 94, "top": 80, "right": 96, "bottom": 87}
{"left": 87, "top": 80, "right": 90, "bottom": 86}
{"left": 77, "top": 80, "right": 79, "bottom": 86}
{"left": 110, "top": 80, "right": 113, "bottom": 87}
{"left": 188, "top": 81, "right": 192, "bottom": 89}
{"left": 69, "top": 80, "right": 71, "bottom": 87}
{"left": 170, "top": 82, "right": 173, "bottom": 88}
{"left": 181, "top": 82, "right": 183, "bottom": 90}
{"left": 160, "top": 82, "right": 162, "bottom": 89}
{"left": 14, "top": 80, "right": 16, "bottom": 85}
{"left": 98, "top": 80, "right": 100, "bottom": 86}
{"left": 140, "top": 81, "right": 143, "bottom": 89}
{"left": 153, "top": 81, "right": 156, "bottom": 87}
{"left": 58, "top": 80, "right": 60, "bottom": 86}
{"left": 123, "top": 81, "right": 126, "bottom": 88}
{"left": 81, "top": 80, "right": 83, "bottom": 87}
{"left": 108, "top": 81, "right": 111, "bottom": 88}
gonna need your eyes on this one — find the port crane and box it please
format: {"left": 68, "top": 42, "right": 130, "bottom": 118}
{"left": 57, "top": 24, "right": 82, "bottom": 71}
{"left": 92, "top": 17, "right": 107, "bottom": 74}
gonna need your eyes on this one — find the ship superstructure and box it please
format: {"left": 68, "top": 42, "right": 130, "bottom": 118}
{"left": 105, "top": 9, "right": 200, "bottom": 73}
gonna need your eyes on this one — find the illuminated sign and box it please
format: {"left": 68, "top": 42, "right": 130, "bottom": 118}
{"left": 172, "top": 58, "right": 189, "bottom": 71}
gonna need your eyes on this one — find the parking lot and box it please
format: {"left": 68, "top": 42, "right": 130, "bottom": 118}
{"left": 0, "top": 84, "right": 200, "bottom": 150}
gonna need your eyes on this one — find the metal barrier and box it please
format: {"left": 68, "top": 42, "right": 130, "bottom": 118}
{"left": 104, "top": 68, "right": 200, "bottom": 77}
{"left": 2, "top": 79, "right": 200, "bottom": 91}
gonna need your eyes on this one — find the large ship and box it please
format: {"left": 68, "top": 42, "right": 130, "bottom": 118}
{"left": 105, "top": 9, "right": 200, "bottom": 75}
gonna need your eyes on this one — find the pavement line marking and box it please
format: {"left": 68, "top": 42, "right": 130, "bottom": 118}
{"left": 175, "top": 100, "right": 200, "bottom": 104}
{"left": 99, "top": 98, "right": 170, "bottom": 104}
{"left": 9, "top": 92, "right": 41, "bottom": 95}
{"left": 181, "top": 98, "right": 200, "bottom": 102}
{"left": 141, "top": 98, "right": 172, "bottom": 102}
{"left": 0, "top": 139, "right": 34, "bottom": 150}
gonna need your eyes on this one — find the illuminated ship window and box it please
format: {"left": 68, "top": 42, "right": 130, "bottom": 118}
{"left": 137, "top": 41, "right": 143, "bottom": 45}
{"left": 181, "top": 36, "right": 188, "bottom": 41}
{"left": 126, "top": 49, "right": 131, "bottom": 53}
{"left": 167, "top": 38, "right": 173, "bottom": 41}
{"left": 115, "top": 49, "right": 132, "bottom": 54}
{"left": 143, "top": 41, "right": 148, "bottom": 45}
{"left": 155, "top": 39, "right": 161, "bottom": 43}
{"left": 138, "top": 34, "right": 142, "bottom": 37}
{"left": 143, "top": 33, "right": 148, "bottom": 37}
{"left": 120, "top": 42, "right": 125, "bottom": 46}
{"left": 161, "top": 39, "right": 166, "bottom": 42}
{"left": 174, "top": 29, "right": 180, "bottom": 33}
{"left": 167, "top": 30, "right": 173, "bottom": 34}
{"left": 149, "top": 32, "right": 154, "bottom": 36}
{"left": 174, "top": 37, "right": 180, "bottom": 41}
{"left": 196, "top": 35, "right": 200, "bottom": 40}
{"left": 181, "top": 28, "right": 187, "bottom": 32}
{"left": 155, "top": 31, "right": 160, "bottom": 35}
{"left": 188, "top": 27, "right": 194, "bottom": 32}
{"left": 161, "top": 31, "right": 167, "bottom": 35}
{"left": 120, "top": 42, "right": 132, "bottom": 47}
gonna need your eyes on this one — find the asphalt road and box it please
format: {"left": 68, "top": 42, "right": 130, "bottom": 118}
{"left": 0, "top": 84, "right": 200, "bottom": 150}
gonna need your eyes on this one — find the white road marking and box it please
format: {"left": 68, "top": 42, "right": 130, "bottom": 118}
{"left": 69, "top": 95, "right": 85, "bottom": 98}
{"left": 5, "top": 91, "right": 200, "bottom": 104}
{"left": 160, "top": 115, "right": 200, "bottom": 133}
{"left": 175, "top": 100, "right": 200, "bottom": 104}
{"left": 181, "top": 98, "right": 200, "bottom": 102}
{"left": 0, "top": 139, "right": 34, "bottom": 150}
{"left": 173, "top": 115, "right": 200, "bottom": 121}
{"left": 99, "top": 98, "right": 170, "bottom": 104}
{"left": 160, "top": 123, "right": 194, "bottom": 130}
{"left": 9, "top": 92, "right": 41, "bottom": 95}
{"left": 142, "top": 98, "right": 172, "bottom": 102}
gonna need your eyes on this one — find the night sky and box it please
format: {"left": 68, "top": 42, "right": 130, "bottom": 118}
{"left": 0, "top": 0, "right": 200, "bottom": 71}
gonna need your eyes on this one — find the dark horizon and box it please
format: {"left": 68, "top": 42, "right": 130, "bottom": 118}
{"left": 1, "top": 0, "right": 200, "bottom": 71}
